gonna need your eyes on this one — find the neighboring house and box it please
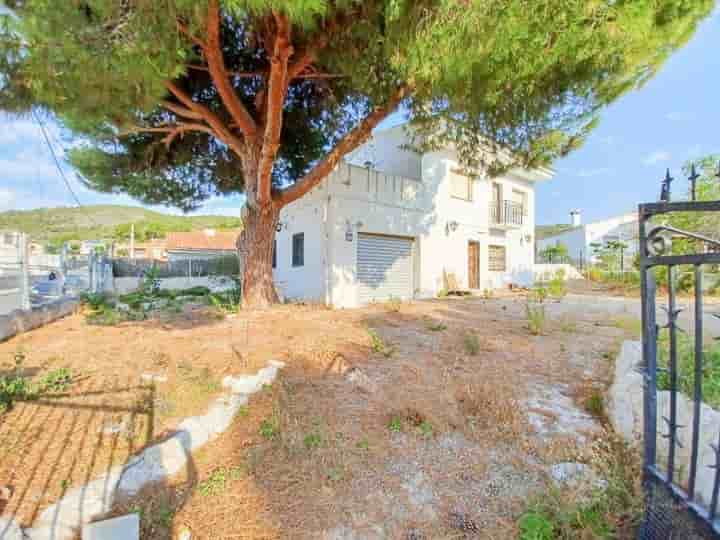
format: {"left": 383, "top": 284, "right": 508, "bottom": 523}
{"left": 165, "top": 229, "right": 240, "bottom": 261}
{"left": 79, "top": 239, "right": 107, "bottom": 255}
{"left": 273, "top": 124, "right": 552, "bottom": 308}
{"left": 536, "top": 210, "right": 639, "bottom": 267}
{"left": 120, "top": 238, "right": 169, "bottom": 261}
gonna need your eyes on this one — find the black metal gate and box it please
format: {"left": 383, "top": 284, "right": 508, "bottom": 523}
{"left": 639, "top": 166, "right": 720, "bottom": 539}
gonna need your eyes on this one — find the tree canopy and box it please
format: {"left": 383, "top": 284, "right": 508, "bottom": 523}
{"left": 0, "top": 0, "right": 714, "bottom": 306}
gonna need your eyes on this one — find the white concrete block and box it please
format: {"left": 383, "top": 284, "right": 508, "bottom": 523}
{"left": 82, "top": 514, "right": 139, "bottom": 540}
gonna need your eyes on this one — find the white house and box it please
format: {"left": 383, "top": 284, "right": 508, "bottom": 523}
{"left": 536, "top": 210, "right": 639, "bottom": 267}
{"left": 272, "top": 124, "right": 553, "bottom": 308}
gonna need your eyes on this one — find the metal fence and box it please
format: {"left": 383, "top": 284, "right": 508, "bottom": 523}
{"left": 112, "top": 256, "right": 240, "bottom": 278}
{"left": 0, "top": 233, "right": 91, "bottom": 315}
{"left": 639, "top": 167, "right": 720, "bottom": 539}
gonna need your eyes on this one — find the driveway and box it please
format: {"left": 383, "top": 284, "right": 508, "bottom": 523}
{"left": 550, "top": 293, "right": 720, "bottom": 337}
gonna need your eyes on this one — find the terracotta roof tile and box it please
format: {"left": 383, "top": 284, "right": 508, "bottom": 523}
{"left": 166, "top": 230, "right": 240, "bottom": 251}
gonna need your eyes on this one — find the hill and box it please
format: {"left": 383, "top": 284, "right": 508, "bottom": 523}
{"left": 0, "top": 205, "right": 242, "bottom": 245}
{"left": 535, "top": 224, "right": 578, "bottom": 241}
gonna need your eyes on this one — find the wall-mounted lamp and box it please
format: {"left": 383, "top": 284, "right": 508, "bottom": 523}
{"left": 276, "top": 221, "right": 285, "bottom": 233}
{"left": 445, "top": 220, "right": 459, "bottom": 235}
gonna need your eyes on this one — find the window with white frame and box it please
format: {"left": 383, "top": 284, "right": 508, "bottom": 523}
{"left": 488, "top": 245, "right": 507, "bottom": 271}
{"left": 450, "top": 171, "right": 472, "bottom": 201}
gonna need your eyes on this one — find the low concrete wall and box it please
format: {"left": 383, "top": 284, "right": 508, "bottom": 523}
{"left": 0, "top": 297, "right": 80, "bottom": 342}
{"left": 113, "top": 276, "right": 236, "bottom": 295}
{"left": 533, "top": 263, "right": 584, "bottom": 282}
{"left": 608, "top": 340, "right": 720, "bottom": 509}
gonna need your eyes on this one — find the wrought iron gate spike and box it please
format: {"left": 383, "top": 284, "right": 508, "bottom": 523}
{"left": 661, "top": 416, "right": 685, "bottom": 448}
{"left": 689, "top": 163, "right": 700, "bottom": 202}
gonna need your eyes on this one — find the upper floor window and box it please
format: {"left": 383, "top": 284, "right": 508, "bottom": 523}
{"left": 292, "top": 233, "right": 304, "bottom": 267}
{"left": 450, "top": 171, "right": 473, "bottom": 201}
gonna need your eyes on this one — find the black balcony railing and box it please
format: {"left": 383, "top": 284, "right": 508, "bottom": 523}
{"left": 490, "top": 200, "right": 524, "bottom": 226}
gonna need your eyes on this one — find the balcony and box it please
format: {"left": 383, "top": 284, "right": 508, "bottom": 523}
{"left": 490, "top": 200, "right": 525, "bottom": 227}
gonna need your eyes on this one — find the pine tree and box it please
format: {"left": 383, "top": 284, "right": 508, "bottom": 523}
{"left": 0, "top": 0, "right": 713, "bottom": 307}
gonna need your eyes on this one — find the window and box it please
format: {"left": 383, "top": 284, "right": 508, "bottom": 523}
{"left": 292, "top": 233, "right": 304, "bottom": 267}
{"left": 272, "top": 240, "right": 277, "bottom": 268}
{"left": 450, "top": 171, "right": 472, "bottom": 201}
{"left": 488, "top": 245, "right": 506, "bottom": 271}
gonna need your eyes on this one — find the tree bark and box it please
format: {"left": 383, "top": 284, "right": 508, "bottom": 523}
{"left": 238, "top": 201, "right": 280, "bottom": 309}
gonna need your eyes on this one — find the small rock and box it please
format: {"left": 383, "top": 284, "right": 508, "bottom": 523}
{"left": 141, "top": 373, "right": 168, "bottom": 383}
{"left": 99, "top": 419, "right": 130, "bottom": 435}
{"left": 345, "top": 367, "right": 377, "bottom": 393}
{"left": 550, "top": 462, "right": 607, "bottom": 490}
{"left": 177, "top": 527, "right": 192, "bottom": 540}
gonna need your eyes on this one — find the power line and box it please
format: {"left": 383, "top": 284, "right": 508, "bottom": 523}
{"left": 31, "top": 108, "right": 98, "bottom": 227}
{"left": 31, "top": 108, "right": 83, "bottom": 207}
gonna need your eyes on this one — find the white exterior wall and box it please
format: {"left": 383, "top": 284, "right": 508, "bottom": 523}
{"left": 275, "top": 127, "right": 550, "bottom": 308}
{"left": 537, "top": 213, "right": 638, "bottom": 264}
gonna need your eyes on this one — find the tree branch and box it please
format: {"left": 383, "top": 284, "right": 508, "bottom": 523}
{"left": 273, "top": 85, "right": 410, "bottom": 207}
{"left": 205, "top": 0, "right": 258, "bottom": 139}
{"left": 163, "top": 80, "right": 245, "bottom": 156}
{"left": 160, "top": 100, "right": 204, "bottom": 121}
{"left": 177, "top": 21, "right": 206, "bottom": 48}
{"left": 257, "top": 10, "right": 292, "bottom": 204}
{"left": 118, "top": 122, "right": 215, "bottom": 148}
{"left": 187, "top": 64, "right": 343, "bottom": 79}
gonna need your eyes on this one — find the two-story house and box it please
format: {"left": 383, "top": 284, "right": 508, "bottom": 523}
{"left": 272, "top": 124, "right": 553, "bottom": 308}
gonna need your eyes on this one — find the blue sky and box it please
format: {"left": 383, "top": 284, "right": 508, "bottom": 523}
{"left": 0, "top": 8, "right": 718, "bottom": 223}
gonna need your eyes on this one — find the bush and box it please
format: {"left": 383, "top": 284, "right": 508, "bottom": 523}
{"left": 657, "top": 330, "right": 720, "bottom": 409}
{"left": 0, "top": 353, "right": 34, "bottom": 412}
{"left": 547, "top": 270, "right": 567, "bottom": 299}
{"left": 463, "top": 334, "right": 481, "bottom": 356}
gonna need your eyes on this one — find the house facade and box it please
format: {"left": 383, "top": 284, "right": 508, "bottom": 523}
{"left": 272, "top": 125, "right": 552, "bottom": 308}
{"left": 536, "top": 211, "right": 639, "bottom": 267}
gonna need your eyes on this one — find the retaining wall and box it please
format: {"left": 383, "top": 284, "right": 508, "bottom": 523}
{"left": 607, "top": 340, "right": 720, "bottom": 508}
{"left": 0, "top": 297, "right": 80, "bottom": 342}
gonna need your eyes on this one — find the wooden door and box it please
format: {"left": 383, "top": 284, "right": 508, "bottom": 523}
{"left": 468, "top": 241, "right": 480, "bottom": 289}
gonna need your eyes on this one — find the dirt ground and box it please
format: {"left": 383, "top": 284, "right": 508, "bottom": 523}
{"left": 0, "top": 293, "right": 638, "bottom": 538}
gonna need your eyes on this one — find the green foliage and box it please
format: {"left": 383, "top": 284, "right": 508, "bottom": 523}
{"left": 80, "top": 292, "right": 110, "bottom": 310}
{"left": 518, "top": 511, "right": 555, "bottom": 540}
{"left": 539, "top": 242, "right": 569, "bottom": 264}
{"left": 463, "top": 334, "right": 481, "bottom": 356}
{"left": 36, "top": 367, "right": 74, "bottom": 393}
{"left": 425, "top": 320, "right": 447, "bottom": 332}
{"left": 417, "top": 420, "right": 433, "bottom": 438}
{"left": 387, "top": 417, "right": 403, "bottom": 433}
{"left": 0, "top": 353, "right": 34, "bottom": 412}
{"left": 657, "top": 331, "right": 720, "bottom": 409}
{"left": 584, "top": 392, "right": 605, "bottom": 417}
{"left": 259, "top": 418, "right": 279, "bottom": 440}
{"left": 303, "top": 432, "right": 323, "bottom": 451}
{"left": 0, "top": 1, "right": 711, "bottom": 212}
{"left": 197, "top": 466, "right": 244, "bottom": 497}
{"left": 526, "top": 287, "right": 547, "bottom": 336}
{"left": 547, "top": 269, "right": 567, "bottom": 299}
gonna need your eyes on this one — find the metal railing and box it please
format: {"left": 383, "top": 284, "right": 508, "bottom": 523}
{"left": 489, "top": 200, "right": 524, "bottom": 227}
{"left": 639, "top": 165, "right": 720, "bottom": 539}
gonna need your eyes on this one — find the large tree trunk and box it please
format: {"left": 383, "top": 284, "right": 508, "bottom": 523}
{"left": 238, "top": 202, "right": 280, "bottom": 309}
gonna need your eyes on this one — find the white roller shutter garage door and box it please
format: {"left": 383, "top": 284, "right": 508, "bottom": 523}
{"left": 357, "top": 234, "right": 414, "bottom": 304}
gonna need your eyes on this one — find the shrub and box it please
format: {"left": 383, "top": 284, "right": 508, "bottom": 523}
{"left": 388, "top": 417, "right": 402, "bottom": 433}
{"left": 518, "top": 511, "right": 554, "bottom": 540}
{"left": 547, "top": 269, "right": 567, "bottom": 299}
{"left": 0, "top": 353, "right": 34, "bottom": 412}
{"left": 80, "top": 292, "right": 109, "bottom": 310}
{"left": 463, "top": 334, "right": 481, "bottom": 356}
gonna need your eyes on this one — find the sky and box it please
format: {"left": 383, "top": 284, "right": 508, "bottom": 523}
{"left": 0, "top": 7, "right": 718, "bottom": 223}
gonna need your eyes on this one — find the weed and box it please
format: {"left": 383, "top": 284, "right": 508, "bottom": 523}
{"left": 526, "top": 298, "right": 546, "bottom": 336}
{"left": 559, "top": 318, "right": 577, "bottom": 333}
{"left": 418, "top": 420, "right": 433, "bottom": 438}
{"left": 368, "top": 328, "right": 395, "bottom": 357}
{"left": 584, "top": 392, "right": 605, "bottom": 417}
{"left": 60, "top": 479, "right": 69, "bottom": 491}
{"left": 518, "top": 511, "right": 554, "bottom": 540}
{"left": 463, "top": 334, "right": 480, "bottom": 356}
{"left": 437, "top": 289, "right": 449, "bottom": 298}
{"left": 198, "top": 466, "right": 243, "bottom": 496}
{"left": 260, "top": 418, "right": 279, "bottom": 440}
{"left": 356, "top": 438, "right": 369, "bottom": 450}
{"left": 482, "top": 288, "right": 494, "bottom": 299}
{"left": 657, "top": 330, "right": 720, "bottom": 408}
{"left": 303, "top": 432, "right": 323, "bottom": 451}
{"left": 36, "top": 367, "right": 73, "bottom": 393}
{"left": 327, "top": 467, "right": 343, "bottom": 482}
{"left": 236, "top": 405, "right": 250, "bottom": 418}
{"left": 80, "top": 292, "right": 109, "bottom": 310}
{"left": 426, "top": 320, "right": 447, "bottom": 332}
{"left": 262, "top": 383, "right": 273, "bottom": 391}
{"left": 547, "top": 269, "right": 567, "bottom": 299}
{"left": 1, "top": 353, "right": 35, "bottom": 411}
{"left": 388, "top": 417, "right": 402, "bottom": 433}
{"left": 156, "top": 502, "right": 174, "bottom": 528}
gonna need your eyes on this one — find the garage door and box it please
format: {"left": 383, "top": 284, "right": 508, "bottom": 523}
{"left": 357, "top": 234, "right": 414, "bottom": 304}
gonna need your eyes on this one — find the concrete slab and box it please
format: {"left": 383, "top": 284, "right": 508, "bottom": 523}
{"left": 82, "top": 514, "right": 139, "bottom": 540}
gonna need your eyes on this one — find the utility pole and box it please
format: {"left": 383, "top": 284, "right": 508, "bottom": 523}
{"left": 130, "top": 223, "right": 135, "bottom": 261}
{"left": 18, "top": 233, "right": 31, "bottom": 311}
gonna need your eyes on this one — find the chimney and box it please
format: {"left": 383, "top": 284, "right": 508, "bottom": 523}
{"left": 570, "top": 210, "right": 582, "bottom": 227}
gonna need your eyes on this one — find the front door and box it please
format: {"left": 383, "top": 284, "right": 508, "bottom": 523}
{"left": 468, "top": 241, "right": 480, "bottom": 289}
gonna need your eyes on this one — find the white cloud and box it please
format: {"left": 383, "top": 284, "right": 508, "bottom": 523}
{"left": 665, "top": 111, "right": 691, "bottom": 122}
{"left": 577, "top": 167, "right": 612, "bottom": 178}
{"left": 0, "top": 119, "right": 43, "bottom": 146}
{"left": 643, "top": 151, "right": 672, "bottom": 166}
